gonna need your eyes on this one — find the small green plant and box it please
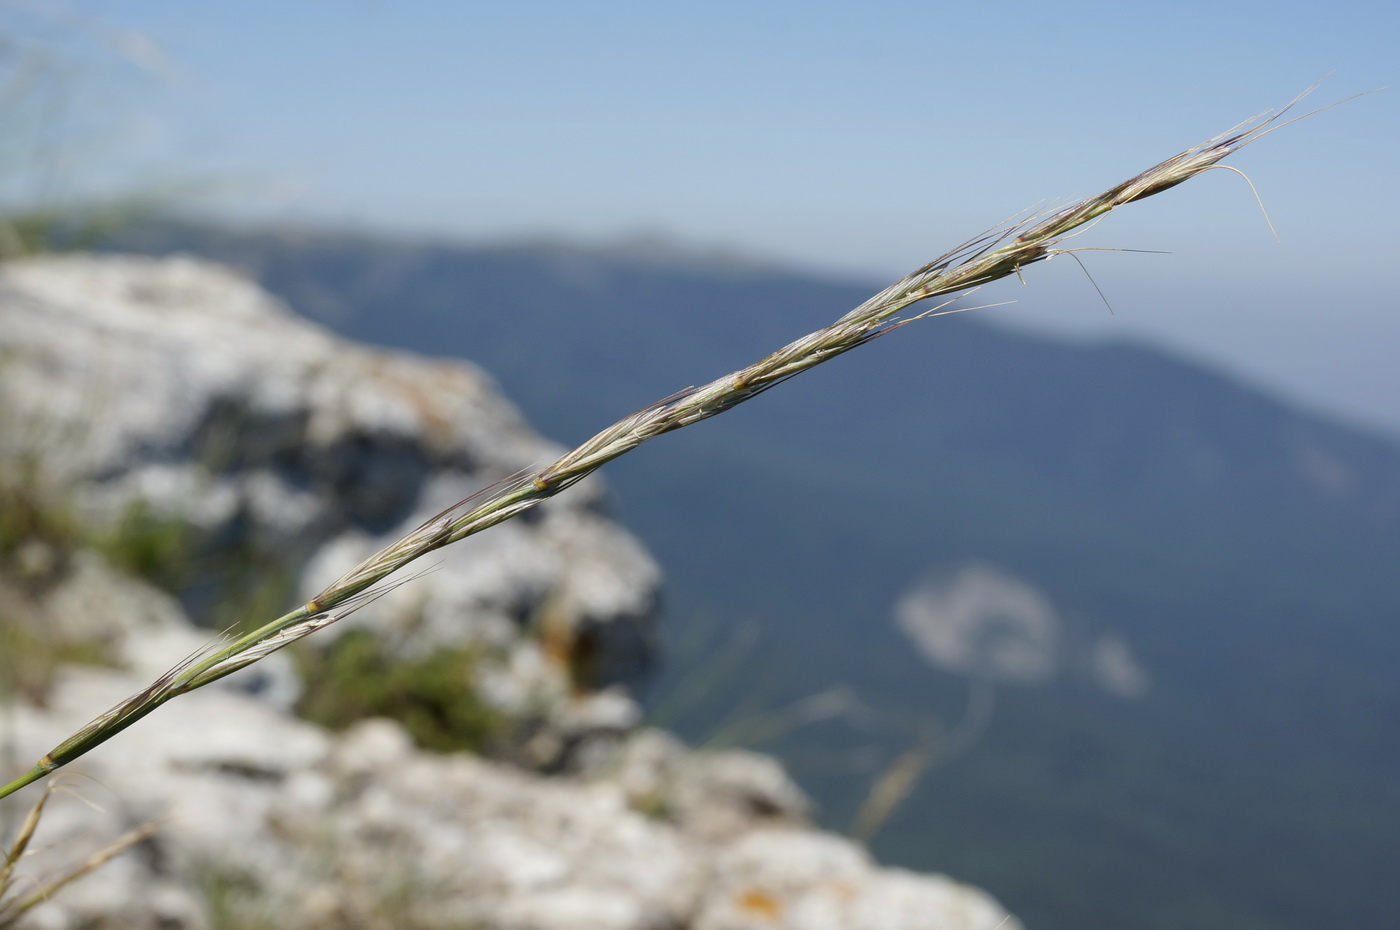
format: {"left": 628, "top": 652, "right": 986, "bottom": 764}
{"left": 0, "top": 454, "right": 83, "bottom": 567}
{"left": 194, "top": 837, "right": 471, "bottom": 930}
{"left": 0, "top": 84, "right": 1357, "bottom": 803}
{"left": 0, "top": 454, "right": 117, "bottom": 701}
{"left": 0, "top": 196, "right": 169, "bottom": 260}
{"left": 98, "top": 497, "right": 192, "bottom": 590}
{"left": 197, "top": 866, "right": 278, "bottom": 930}
{"left": 97, "top": 495, "right": 301, "bottom": 639}
{"left": 295, "top": 630, "right": 505, "bottom": 753}
{"left": 0, "top": 621, "right": 112, "bottom": 707}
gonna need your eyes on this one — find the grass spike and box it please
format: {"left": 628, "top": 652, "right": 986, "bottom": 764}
{"left": 0, "top": 86, "right": 1353, "bottom": 802}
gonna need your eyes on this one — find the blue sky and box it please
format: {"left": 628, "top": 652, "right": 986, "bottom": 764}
{"left": 7, "top": 0, "right": 1399, "bottom": 434}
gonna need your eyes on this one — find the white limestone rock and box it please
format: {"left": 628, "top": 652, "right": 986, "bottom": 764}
{"left": 591, "top": 729, "right": 813, "bottom": 841}
{"left": 0, "top": 253, "right": 662, "bottom": 742}
{"left": 4, "top": 664, "right": 1019, "bottom": 930}
{"left": 695, "top": 829, "right": 1014, "bottom": 930}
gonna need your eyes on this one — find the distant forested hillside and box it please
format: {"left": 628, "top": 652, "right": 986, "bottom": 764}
{"left": 107, "top": 221, "right": 1400, "bottom": 930}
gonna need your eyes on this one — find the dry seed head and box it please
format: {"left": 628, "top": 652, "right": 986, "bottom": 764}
{"left": 0, "top": 82, "right": 1361, "bottom": 803}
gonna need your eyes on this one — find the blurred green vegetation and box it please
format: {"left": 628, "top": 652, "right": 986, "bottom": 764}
{"left": 0, "top": 457, "right": 114, "bottom": 702}
{"left": 0, "top": 621, "right": 111, "bottom": 707}
{"left": 294, "top": 630, "right": 505, "bottom": 754}
{"left": 1, "top": 196, "right": 175, "bottom": 260}
{"left": 97, "top": 496, "right": 299, "bottom": 640}
{"left": 98, "top": 497, "right": 190, "bottom": 591}
{"left": 0, "top": 454, "right": 82, "bottom": 565}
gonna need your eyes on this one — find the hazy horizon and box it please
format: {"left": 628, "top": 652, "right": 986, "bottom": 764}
{"left": 3, "top": 0, "right": 1396, "bottom": 434}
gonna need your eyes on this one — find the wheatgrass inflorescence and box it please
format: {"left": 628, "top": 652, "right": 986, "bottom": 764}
{"left": 0, "top": 85, "right": 1350, "bottom": 802}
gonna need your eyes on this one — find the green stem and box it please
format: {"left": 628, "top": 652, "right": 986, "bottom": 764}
{"left": 0, "top": 767, "right": 47, "bottom": 804}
